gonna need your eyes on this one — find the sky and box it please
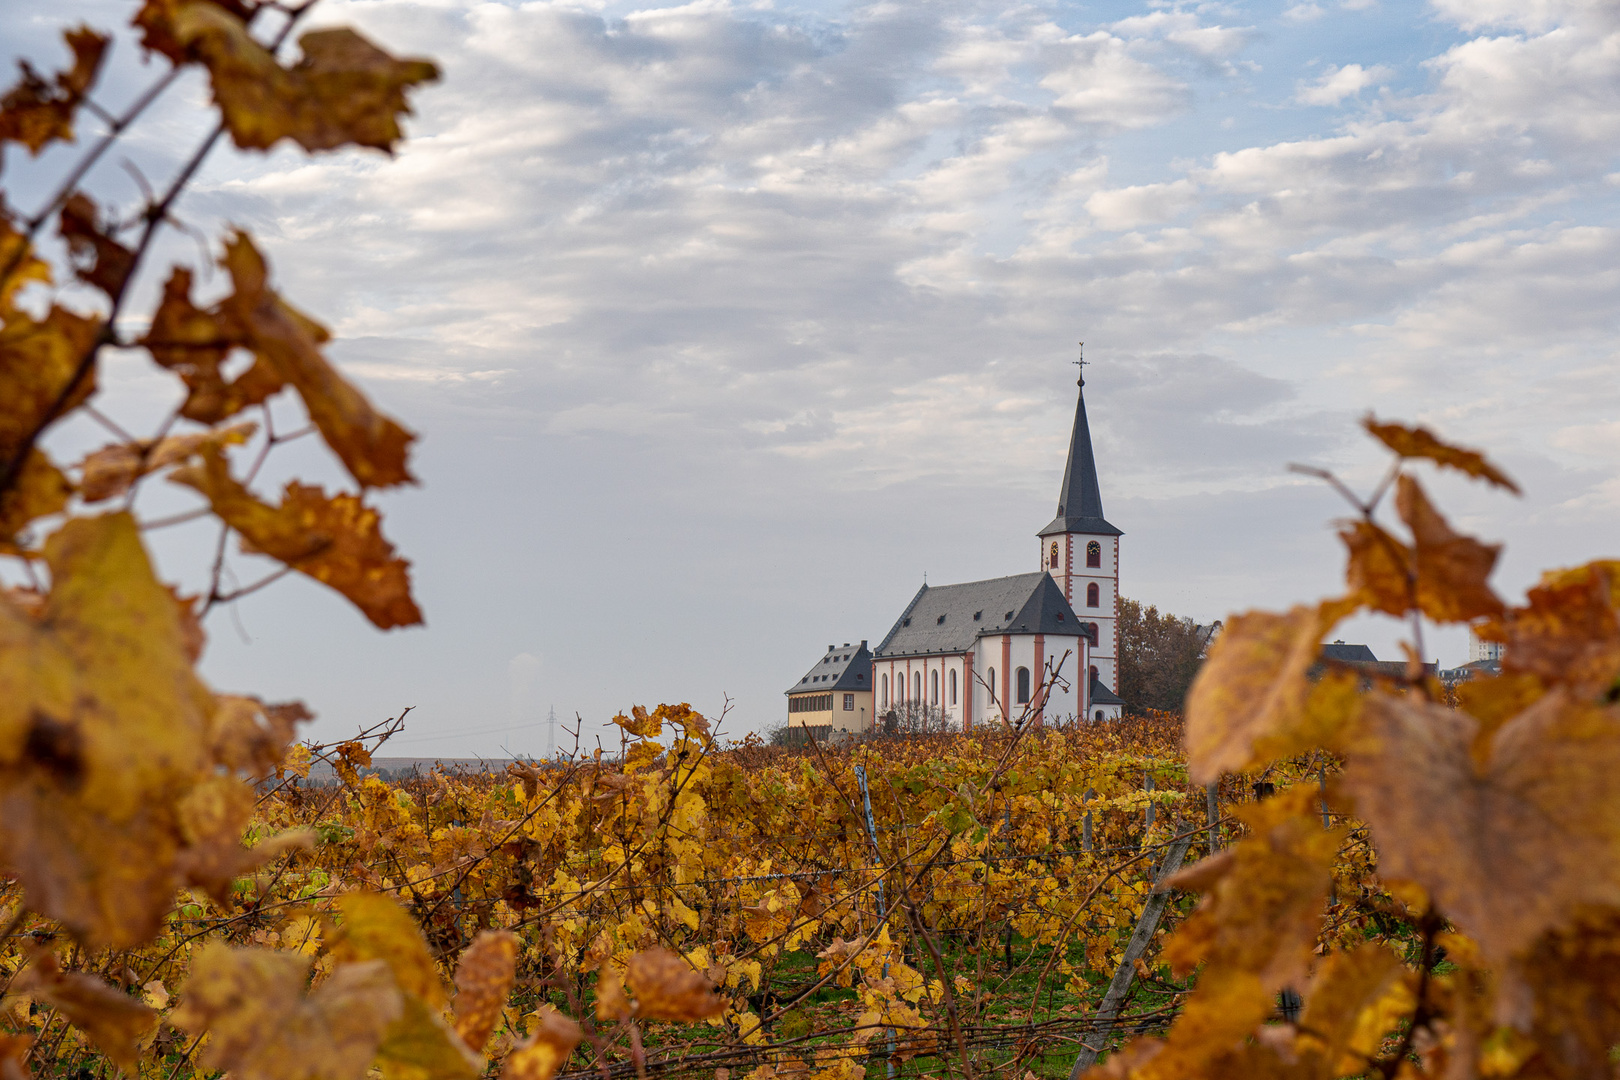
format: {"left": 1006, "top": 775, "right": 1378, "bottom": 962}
{"left": 3, "top": 0, "right": 1618, "bottom": 754}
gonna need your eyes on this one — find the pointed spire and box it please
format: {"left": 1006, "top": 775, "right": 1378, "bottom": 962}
{"left": 1040, "top": 355, "right": 1121, "bottom": 538}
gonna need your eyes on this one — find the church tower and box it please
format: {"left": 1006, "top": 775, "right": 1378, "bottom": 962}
{"left": 1038, "top": 367, "right": 1123, "bottom": 694}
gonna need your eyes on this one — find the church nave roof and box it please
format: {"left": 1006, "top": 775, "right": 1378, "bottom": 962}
{"left": 874, "top": 572, "right": 1085, "bottom": 658}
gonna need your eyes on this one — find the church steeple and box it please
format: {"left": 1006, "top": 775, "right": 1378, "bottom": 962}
{"left": 1040, "top": 367, "right": 1120, "bottom": 538}
{"left": 1037, "top": 354, "right": 1124, "bottom": 703}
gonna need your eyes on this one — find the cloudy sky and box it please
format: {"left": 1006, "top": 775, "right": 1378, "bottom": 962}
{"left": 5, "top": 0, "right": 1619, "bottom": 753}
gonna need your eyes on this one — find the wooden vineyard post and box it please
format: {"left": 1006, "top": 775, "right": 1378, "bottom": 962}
{"left": 853, "top": 765, "right": 897, "bottom": 1079}
{"left": 1067, "top": 833, "right": 1194, "bottom": 1080}
{"left": 1206, "top": 782, "right": 1220, "bottom": 854}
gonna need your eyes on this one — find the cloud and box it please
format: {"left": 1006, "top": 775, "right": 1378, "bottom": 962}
{"left": 1295, "top": 63, "right": 1394, "bottom": 106}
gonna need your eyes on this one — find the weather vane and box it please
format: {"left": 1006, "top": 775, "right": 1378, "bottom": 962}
{"left": 1073, "top": 341, "right": 1086, "bottom": 387}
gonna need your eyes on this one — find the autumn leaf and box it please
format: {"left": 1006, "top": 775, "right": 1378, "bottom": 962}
{"left": 1518, "top": 908, "right": 1620, "bottom": 1080}
{"left": 172, "top": 945, "right": 402, "bottom": 1080}
{"left": 0, "top": 27, "right": 109, "bottom": 156}
{"left": 1480, "top": 560, "right": 1620, "bottom": 695}
{"left": 0, "top": 512, "right": 215, "bottom": 947}
{"left": 1342, "top": 689, "right": 1620, "bottom": 971}
{"left": 219, "top": 233, "right": 416, "bottom": 487}
{"left": 1182, "top": 600, "right": 1353, "bottom": 784}
{"left": 140, "top": 266, "right": 283, "bottom": 424}
{"left": 1296, "top": 943, "right": 1412, "bottom": 1076}
{"left": 1337, "top": 520, "right": 1412, "bottom": 618}
{"left": 332, "top": 893, "right": 447, "bottom": 1010}
{"left": 1363, "top": 415, "right": 1521, "bottom": 494}
{"left": 15, "top": 952, "right": 157, "bottom": 1070}
{"left": 1, "top": 303, "right": 101, "bottom": 474}
{"left": 1394, "top": 474, "right": 1504, "bottom": 622}
{"left": 78, "top": 420, "right": 256, "bottom": 502}
{"left": 0, "top": 449, "right": 72, "bottom": 553}
{"left": 0, "top": 1033, "right": 31, "bottom": 1080}
{"left": 58, "top": 193, "right": 134, "bottom": 299}
{"left": 452, "top": 930, "right": 520, "bottom": 1052}
{"left": 206, "top": 694, "right": 311, "bottom": 779}
{"left": 623, "top": 947, "right": 726, "bottom": 1022}
{"left": 170, "top": 448, "right": 423, "bottom": 629}
{"left": 165, "top": 3, "right": 438, "bottom": 154}
{"left": 502, "top": 1008, "right": 583, "bottom": 1080}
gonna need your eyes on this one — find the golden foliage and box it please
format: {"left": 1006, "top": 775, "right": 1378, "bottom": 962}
{"left": 0, "top": 28, "right": 108, "bottom": 156}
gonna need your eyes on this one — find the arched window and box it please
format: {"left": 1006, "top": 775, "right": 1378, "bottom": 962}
{"left": 1049, "top": 541, "right": 1060, "bottom": 568}
{"left": 1016, "top": 667, "right": 1031, "bottom": 704}
{"left": 931, "top": 670, "right": 939, "bottom": 705}
{"left": 1086, "top": 541, "right": 1101, "bottom": 568}
{"left": 1094, "top": 710, "right": 1104, "bottom": 722}
{"left": 914, "top": 672, "right": 922, "bottom": 703}
{"left": 1086, "top": 582, "right": 1100, "bottom": 607}
{"left": 1089, "top": 664, "right": 1098, "bottom": 685}
{"left": 881, "top": 674, "right": 889, "bottom": 707}
{"left": 987, "top": 667, "right": 997, "bottom": 702}
{"left": 1083, "top": 622, "right": 1099, "bottom": 646}
{"left": 949, "top": 669, "right": 957, "bottom": 705}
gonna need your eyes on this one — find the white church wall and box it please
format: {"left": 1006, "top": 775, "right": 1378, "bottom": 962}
{"left": 968, "top": 633, "right": 1087, "bottom": 725}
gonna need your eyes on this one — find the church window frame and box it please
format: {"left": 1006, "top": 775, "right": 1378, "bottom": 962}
{"left": 931, "top": 670, "right": 939, "bottom": 705}
{"left": 1016, "top": 666, "right": 1031, "bottom": 704}
{"left": 1086, "top": 541, "right": 1101, "bottom": 568}
{"left": 987, "top": 667, "right": 996, "bottom": 702}
{"left": 1087, "top": 582, "right": 1100, "bottom": 608}
{"left": 914, "top": 671, "right": 922, "bottom": 703}
{"left": 881, "top": 674, "right": 889, "bottom": 707}
{"left": 949, "top": 669, "right": 957, "bottom": 705}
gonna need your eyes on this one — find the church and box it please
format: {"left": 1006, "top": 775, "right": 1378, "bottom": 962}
{"left": 785, "top": 371, "right": 1126, "bottom": 735}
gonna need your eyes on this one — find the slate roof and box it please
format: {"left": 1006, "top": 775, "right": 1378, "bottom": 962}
{"left": 1089, "top": 676, "right": 1125, "bottom": 706}
{"left": 786, "top": 641, "right": 873, "bottom": 696}
{"left": 1040, "top": 380, "right": 1122, "bottom": 538}
{"left": 874, "top": 573, "right": 1086, "bottom": 658}
{"left": 1320, "top": 642, "right": 1378, "bottom": 663}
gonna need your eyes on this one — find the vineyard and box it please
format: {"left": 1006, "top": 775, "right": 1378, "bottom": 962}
{"left": 0, "top": 705, "right": 1374, "bottom": 1080}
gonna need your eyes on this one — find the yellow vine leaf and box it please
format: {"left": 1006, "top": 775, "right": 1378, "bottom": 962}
{"left": 332, "top": 893, "right": 447, "bottom": 1010}
{"left": 77, "top": 420, "right": 256, "bottom": 502}
{"left": 0, "top": 27, "right": 109, "bottom": 156}
{"left": 206, "top": 694, "right": 311, "bottom": 779}
{"left": 15, "top": 952, "right": 157, "bottom": 1070}
{"left": 163, "top": 2, "right": 438, "bottom": 153}
{"left": 171, "top": 945, "right": 402, "bottom": 1080}
{"left": 502, "top": 1008, "right": 584, "bottom": 1080}
{"left": 625, "top": 947, "right": 727, "bottom": 1022}
{"left": 0, "top": 512, "right": 214, "bottom": 946}
{"left": 0, "top": 449, "right": 72, "bottom": 554}
{"left": 1296, "top": 943, "right": 1412, "bottom": 1076}
{"left": 1477, "top": 560, "right": 1620, "bottom": 696}
{"left": 377, "top": 996, "right": 483, "bottom": 1080}
{"left": 1394, "top": 473, "right": 1504, "bottom": 622}
{"left": 1363, "top": 414, "right": 1520, "bottom": 494}
{"left": 1, "top": 302, "right": 101, "bottom": 468}
{"left": 1338, "top": 519, "right": 1412, "bottom": 618}
{"left": 1182, "top": 599, "right": 1353, "bottom": 784}
{"left": 452, "top": 930, "right": 521, "bottom": 1053}
{"left": 1342, "top": 689, "right": 1620, "bottom": 973}
{"left": 170, "top": 447, "right": 423, "bottom": 629}
{"left": 140, "top": 266, "right": 283, "bottom": 424}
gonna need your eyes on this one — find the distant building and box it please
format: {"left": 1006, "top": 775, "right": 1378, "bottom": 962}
{"left": 785, "top": 642, "right": 873, "bottom": 738}
{"left": 786, "top": 369, "right": 1123, "bottom": 731}
{"left": 1468, "top": 630, "right": 1504, "bottom": 664}
{"left": 1318, "top": 640, "right": 1438, "bottom": 681}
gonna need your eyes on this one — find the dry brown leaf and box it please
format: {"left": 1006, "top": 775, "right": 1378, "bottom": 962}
{"left": 172, "top": 945, "right": 402, "bottom": 1080}
{"left": 502, "top": 1008, "right": 583, "bottom": 1080}
{"left": 133, "top": 0, "right": 255, "bottom": 63}
{"left": 1518, "top": 908, "right": 1620, "bottom": 1080}
{"left": 452, "top": 930, "right": 520, "bottom": 1053}
{"left": 1338, "top": 520, "right": 1413, "bottom": 618}
{"left": 78, "top": 420, "right": 256, "bottom": 502}
{"left": 1363, "top": 415, "right": 1520, "bottom": 493}
{"left": 218, "top": 233, "right": 415, "bottom": 487}
{"left": 1182, "top": 600, "right": 1353, "bottom": 784}
{"left": 1343, "top": 690, "right": 1620, "bottom": 971}
{"left": 58, "top": 193, "right": 134, "bottom": 299}
{"left": 1481, "top": 561, "right": 1620, "bottom": 696}
{"left": 170, "top": 447, "right": 422, "bottom": 629}
{"left": 206, "top": 694, "right": 311, "bottom": 779}
{"left": 165, "top": 4, "right": 438, "bottom": 154}
{"left": 1, "top": 303, "right": 101, "bottom": 465}
{"left": 0, "top": 1033, "right": 31, "bottom": 1080}
{"left": 623, "top": 947, "right": 726, "bottom": 1022}
{"left": 0, "top": 513, "right": 215, "bottom": 946}
{"left": 1394, "top": 474, "right": 1504, "bottom": 622}
{"left": 0, "top": 28, "right": 108, "bottom": 156}
{"left": 140, "top": 266, "right": 283, "bottom": 424}
{"left": 16, "top": 952, "right": 157, "bottom": 1070}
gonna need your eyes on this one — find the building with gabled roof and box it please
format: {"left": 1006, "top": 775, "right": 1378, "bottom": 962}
{"left": 786, "top": 365, "right": 1125, "bottom": 731}
{"left": 785, "top": 642, "right": 873, "bottom": 736}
